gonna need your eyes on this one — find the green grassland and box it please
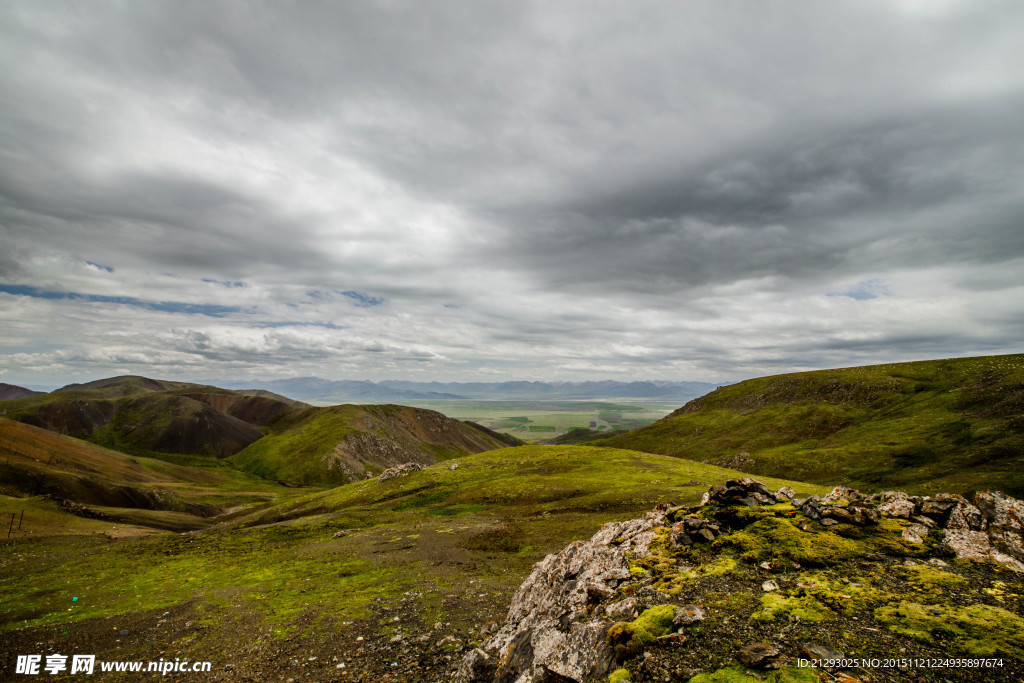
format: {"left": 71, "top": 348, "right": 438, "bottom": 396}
{"left": 0, "top": 446, "right": 824, "bottom": 665}
{"left": 406, "top": 399, "right": 678, "bottom": 443}
{"left": 227, "top": 405, "right": 360, "bottom": 485}
{"left": 228, "top": 403, "right": 513, "bottom": 486}
{"left": 598, "top": 354, "right": 1024, "bottom": 496}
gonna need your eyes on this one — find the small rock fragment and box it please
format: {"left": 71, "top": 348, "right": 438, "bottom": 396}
{"left": 775, "top": 486, "right": 795, "bottom": 501}
{"left": 901, "top": 524, "right": 929, "bottom": 544}
{"left": 799, "top": 642, "right": 846, "bottom": 671}
{"left": 878, "top": 499, "right": 915, "bottom": 519}
{"left": 737, "top": 642, "right": 783, "bottom": 669}
{"left": 672, "top": 605, "right": 706, "bottom": 626}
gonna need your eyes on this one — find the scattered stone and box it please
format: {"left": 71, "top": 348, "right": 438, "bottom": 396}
{"left": 672, "top": 605, "right": 706, "bottom": 626}
{"left": 670, "top": 517, "right": 724, "bottom": 547}
{"left": 799, "top": 642, "right": 846, "bottom": 670}
{"left": 449, "top": 462, "right": 460, "bottom": 470}
{"left": 331, "top": 530, "right": 348, "bottom": 539}
{"left": 878, "top": 499, "right": 915, "bottom": 519}
{"left": 737, "top": 642, "right": 783, "bottom": 669}
{"left": 901, "top": 524, "right": 929, "bottom": 544}
{"left": 681, "top": 479, "right": 702, "bottom": 486}
{"left": 378, "top": 462, "right": 425, "bottom": 482}
{"left": 775, "top": 486, "right": 795, "bottom": 500}
{"left": 823, "top": 486, "right": 855, "bottom": 503}
{"left": 821, "top": 504, "right": 879, "bottom": 526}
{"left": 872, "top": 490, "right": 909, "bottom": 504}
{"left": 761, "top": 580, "right": 779, "bottom": 592}
{"left": 702, "top": 478, "right": 777, "bottom": 507}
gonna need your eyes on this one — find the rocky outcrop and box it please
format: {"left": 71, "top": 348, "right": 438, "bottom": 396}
{"left": 457, "top": 479, "right": 1024, "bottom": 682}
{"left": 455, "top": 509, "right": 670, "bottom": 682}
{"left": 378, "top": 462, "right": 425, "bottom": 482}
{"left": 701, "top": 477, "right": 778, "bottom": 506}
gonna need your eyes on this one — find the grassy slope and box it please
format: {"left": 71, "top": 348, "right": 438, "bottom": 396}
{"left": 2, "top": 383, "right": 275, "bottom": 463}
{"left": 0, "top": 446, "right": 825, "bottom": 639}
{"left": 598, "top": 354, "right": 1024, "bottom": 496}
{"left": 228, "top": 404, "right": 517, "bottom": 486}
{"left": 228, "top": 405, "right": 359, "bottom": 484}
{"left": 0, "top": 418, "right": 298, "bottom": 533}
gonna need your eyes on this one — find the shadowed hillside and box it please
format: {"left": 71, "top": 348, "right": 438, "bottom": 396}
{"left": 0, "top": 418, "right": 288, "bottom": 533}
{"left": 3, "top": 382, "right": 275, "bottom": 462}
{"left": 598, "top": 354, "right": 1024, "bottom": 496}
{"left": 3, "top": 375, "right": 519, "bottom": 487}
{"left": 0, "top": 383, "right": 43, "bottom": 400}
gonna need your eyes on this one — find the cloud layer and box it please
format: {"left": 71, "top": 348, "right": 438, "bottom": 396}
{"left": 2, "top": 1, "right": 1023, "bottom": 387}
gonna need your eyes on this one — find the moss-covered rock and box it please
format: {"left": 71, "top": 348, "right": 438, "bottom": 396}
{"left": 875, "top": 601, "right": 1024, "bottom": 657}
{"left": 688, "top": 663, "right": 820, "bottom": 682}
{"left": 607, "top": 604, "right": 677, "bottom": 659}
{"left": 753, "top": 592, "right": 833, "bottom": 623}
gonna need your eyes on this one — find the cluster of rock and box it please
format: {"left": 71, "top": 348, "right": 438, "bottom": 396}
{"left": 700, "top": 477, "right": 793, "bottom": 507}
{"left": 454, "top": 479, "right": 1024, "bottom": 683}
{"left": 796, "top": 485, "right": 1024, "bottom": 570}
{"left": 378, "top": 462, "right": 425, "bottom": 482}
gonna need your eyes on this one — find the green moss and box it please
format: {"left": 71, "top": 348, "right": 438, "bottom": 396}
{"left": 678, "top": 556, "right": 741, "bottom": 582}
{"left": 608, "top": 668, "right": 632, "bottom": 683}
{"left": 688, "top": 664, "right": 819, "bottom": 682}
{"left": 607, "top": 604, "right": 677, "bottom": 659}
{"left": 753, "top": 592, "right": 833, "bottom": 623}
{"left": 875, "top": 601, "right": 1024, "bottom": 657}
{"left": 892, "top": 563, "right": 968, "bottom": 592}
{"left": 714, "top": 516, "right": 860, "bottom": 566}
{"left": 793, "top": 570, "right": 891, "bottom": 615}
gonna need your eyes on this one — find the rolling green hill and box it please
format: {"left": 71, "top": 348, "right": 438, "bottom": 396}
{"left": 0, "top": 377, "right": 293, "bottom": 462}
{"left": 2, "top": 445, "right": 825, "bottom": 638}
{"left": 597, "top": 354, "right": 1024, "bottom": 496}
{"left": 228, "top": 403, "right": 520, "bottom": 486}
{"left": 3, "top": 375, "right": 519, "bottom": 489}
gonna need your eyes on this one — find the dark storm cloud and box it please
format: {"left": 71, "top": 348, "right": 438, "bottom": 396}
{"left": 1, "top": 0, "right": 1022, "bottom": 384}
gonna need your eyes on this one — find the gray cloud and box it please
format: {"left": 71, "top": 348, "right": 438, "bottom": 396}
{"left": 1, "top": 0, "right": 1023, "bottom": 387}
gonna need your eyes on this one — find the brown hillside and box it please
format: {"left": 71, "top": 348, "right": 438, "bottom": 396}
{"left": 0, "top": 418, "right": 216, "bottom": 515}
{"left": 0, "top": 383, "right": 43, "bottom": 400}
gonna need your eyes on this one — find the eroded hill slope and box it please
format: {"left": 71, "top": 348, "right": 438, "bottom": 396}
{"left": 228, "top": 403, "right": 520, "bottom": 486}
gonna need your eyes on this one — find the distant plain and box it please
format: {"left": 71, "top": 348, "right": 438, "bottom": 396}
{"left": 372, "top": 400, "right": 680, "bottom": 443}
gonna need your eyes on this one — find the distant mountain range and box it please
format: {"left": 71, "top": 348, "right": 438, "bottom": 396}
{"left": 203, "top": 377, "right": 721, "bottom": 404}
{"left": 0, "top": 375, "right": 517, "bottom": 487}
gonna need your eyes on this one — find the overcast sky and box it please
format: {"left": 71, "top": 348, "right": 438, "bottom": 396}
{"left": 2, "top": 0, "right": 1023, "bottom": 389}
